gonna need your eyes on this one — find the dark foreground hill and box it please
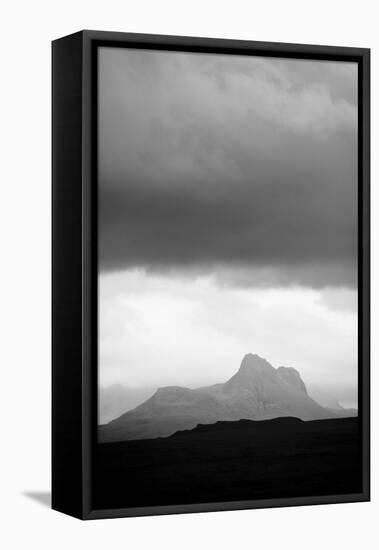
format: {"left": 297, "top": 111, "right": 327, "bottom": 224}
{"left": 100, "top": 354, "right": 356, "bottom": 442}
{"left": 94, "top": 416, "right": 362, "bottom": 510}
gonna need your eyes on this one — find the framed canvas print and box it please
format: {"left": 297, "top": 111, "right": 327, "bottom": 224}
{"left": 52, "top": 30, "right": 370, "bottom": 520}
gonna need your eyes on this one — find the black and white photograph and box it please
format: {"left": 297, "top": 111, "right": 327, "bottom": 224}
{"left": 95, "top": 45, "right": 363, "bottom": 510}
{"left": 1, "top": 0, "right": 376, "bottom": 545}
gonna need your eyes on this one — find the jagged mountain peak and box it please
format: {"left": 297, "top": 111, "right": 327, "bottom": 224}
{"left": 237, "top": 353, "right": 276, "bottom": 375}
{"left": 225, "top": 353, "right": 277, "bottom": 390}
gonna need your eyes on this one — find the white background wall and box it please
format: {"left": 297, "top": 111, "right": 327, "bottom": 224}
{"left": 0, "top": 1, "right": 376, "bottom": 548}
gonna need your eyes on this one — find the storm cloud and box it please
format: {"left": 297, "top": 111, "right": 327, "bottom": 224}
{"left": 98, "top": 48, "right": 358, "bottom": 288}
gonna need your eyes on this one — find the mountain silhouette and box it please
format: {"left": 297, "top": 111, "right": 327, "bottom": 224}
{"left": 99, "top": 353, "right": 355, "bottom": 442}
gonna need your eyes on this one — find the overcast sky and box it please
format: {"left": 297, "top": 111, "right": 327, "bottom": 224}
{"left": 98, "top": 47, "right": 358, "bottom": 408}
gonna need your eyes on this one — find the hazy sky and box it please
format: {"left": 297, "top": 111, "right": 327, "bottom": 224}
{"left": 98, "top": 47, "right": 358, "bottom": 408}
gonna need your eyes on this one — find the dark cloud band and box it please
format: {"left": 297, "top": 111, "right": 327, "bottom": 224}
{"left": 98, "top": 48, "right": 358, "bottom": 288}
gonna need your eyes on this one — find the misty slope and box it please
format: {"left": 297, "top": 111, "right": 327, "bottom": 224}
{"left": 99, "top": 384, "right": 156, "bottom": 424}
{"left": 307, "top": 384, "right": 357, "bottom": 417}
{"left": 99, "top": 354, "right": 352, "bottom": 442}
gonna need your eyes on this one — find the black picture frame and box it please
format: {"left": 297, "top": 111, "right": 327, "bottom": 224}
{"left": 52, "top": 30, "right": 370, "bottom": 520}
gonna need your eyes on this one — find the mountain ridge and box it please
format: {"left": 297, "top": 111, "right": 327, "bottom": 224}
{"left": 99, "top": 353, "right": 356, "bottom": 442}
